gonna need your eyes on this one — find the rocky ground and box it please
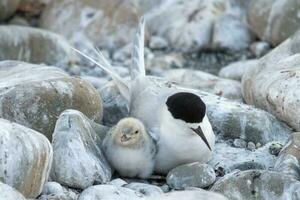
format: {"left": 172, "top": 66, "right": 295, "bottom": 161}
{"left": 0, "top": 0, "right": 300, "bottom": 200}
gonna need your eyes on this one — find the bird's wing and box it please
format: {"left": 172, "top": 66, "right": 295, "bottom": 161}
{"left": 72, "top": 47, "right": 131, "bottom": 102}
{"left": 130, "top": 17, "right": 146, "bottom": 81}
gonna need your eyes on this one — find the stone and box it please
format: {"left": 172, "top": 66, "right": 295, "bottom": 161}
{"left": 18, "top": 0, "right": 51, "bottom": 16}
{"left": 211, "top": 170, "right": 300, "bottom": 200}
{"left": 0, "top": 119, "right": 52, "bottom": 198}
{"left": 280, "top": 133, "right": 300, "bottom": 162}
{"left": 78, "top": 185, "right": 144, "bottom": 200}
{"left": 164, "top": 69, "right": 243, "bottom": 101}
{"left": 247, "top": 142, "right": 256, "bottom": 151}
{"left": 40, "top": 0, "right": 139, "bottom": 51}
{"left": 212, "top": 14, "right": 252, "bottom": 50}
{"left": 144, "top": 189, "right": 228, "bottom": 200}
{"left": 51, "top": 110, "right": 112, "bottom": 190}
{"left": 42, "top": 182, "right": 64, "bottom": 195}
{"left": 108, "top": 178, "right": 128, "bottom": 187}
{"left": 0, "top": 0, "right": 21, "bottom": 21}
{"left": 0, "top": 26, "right": 72, "bottom": 67}
{"left": 269, "top": 142, "right": 283, "bottom": 156}
{"left": 124, "top": 183, "right": 163, "bottom": 197}
{"left": 218, "top": 59, "right": 259, "bottom": 81}
{"left": 166, "top": 162, "right": 216, "bottom": 189}
{"left": 250, "top": 41, "right": 271, "bottom": 57}
{"left": 149, "top": 36, "right": 168, "bottom": 50}
{"left": 233, "top": 139, "right": 247, "bottom": 148}
{"left": 248, "top": 0, "right": 300, "bottom": 46}
{"left": 208, "top": 142, "right": 278, "bottom": 175}
{"left": 0, "top": 182, "right": 26, "bottom": 200}
{"left": 146, "top": 53, "right": 184, "bottom": 72}
{"left": 274, "top": 154, "right": 300, "bottom": 180}
{"left": 0, "top": 61, "right": 102, "bottom": 140}
{"left": 242, "top": 31, "right": 300, "bottom": 131}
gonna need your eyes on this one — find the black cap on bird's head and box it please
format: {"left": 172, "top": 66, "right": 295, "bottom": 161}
{"left": 166, "top": 92, "right": 211, "bottom": 151}
{"left": 166, "top": 92, "right": 206, "bottom": 123}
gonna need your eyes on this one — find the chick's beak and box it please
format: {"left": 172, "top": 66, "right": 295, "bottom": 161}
{"left": 121, "top": 134, "right": 130, "bottom": 142}
{"left": 191, "top": 126, "right": 212, "bottom": 151}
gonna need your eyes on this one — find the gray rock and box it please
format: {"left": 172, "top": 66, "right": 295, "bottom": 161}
{"left": 144, "top": 189, "right": 228, "bottom": 200}
{"left": 247, "top": 142, "right": 256, "bottom": 151}
{"left": 0, "top": 61, "right": 102, "bottom": 140}
{"left": 233, "top": 139, "right": 247, "bottom": 148}
{"left": 164, "top": 69, "right": 243, "bottom": 101}
{"left": 274, "top": 154, "right": 300, "bottom": 180}
{"left": 42, "top": 182, "right": 64, "bottom": 195}
{"left": 125, "top": 183, "right": 163, "bottom": 197}
{"left": 108, "top": 178, "right": 128, "bottom": 187}
{"left": 0, "top": 182, "right": 26, "bottom": 200}
{"left": 248, "top": 0, "right": 300, "bottom": 46}
{"left": 250, "top": 41, "right": 271, "bottom": 57}
{"left": 149, "top": 36, "right": 168, "bottom": 50}
{"left": 146, "top": 53, "right": 184, "bottom": 72}
{"left": 211, "top": 170, "right": 300, "bottom": 200}
{"left": 78, "top": 185, "right": 144, "bottom": 200}
{"left": 212, "top": 14, "right": 252, "bottom": 50}
{"left": 0, "top": 26, "right": 72, "bottom": 67}
{"left": 269, "top": 142, "right": 283, "bottom": 156}
{"left": 40, "top": 0, "right": 139, "bottom": 51}
{"left": 166, "top": 162, "right": 216, "bottom": 189}
{"left": 8, "top": 16, "right": 30, "bottom": 26}
{"left": 0, "top": 119, "right": 52, "bottom": 198}
{"left": 0, "top": 0, "right": 21, "bottom": 21}
{"left": 51, "top": 109, "right": 112, "bottom": 189}
{"left": 219, "top": 59, "right": 259, "bottom": 81}
{"left": 242, "top": 31, "right": 300, "bottom": 131}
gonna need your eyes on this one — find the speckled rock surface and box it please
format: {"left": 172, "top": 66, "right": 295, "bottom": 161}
{"left": 78, "top": 185, "right": 144, "bottom": 200}
{"left": 40, "top": 0, "right": 139, "bottom": 51}
{"left": 0, "top": 182, "right": 26, "bottom": 200}
{"left": 248, "top": 0, "right": 300, "bottom": 46}
{"left": 0, "top": 61, "right": 102, "bottom": 140}
{"left": 164, "top": 69, "right": 243, "bottom": 101}
{"left": 211, "top": 170, "right": 300, "bottom": 200}
{"left": 124, "top": 183, "right": 163, "bottom": 197}
{"left": 0, "top": 0, "right": 21, "bottom": 21}
{"left": 0, "top": 119, "right": 52, "bottom": 198}
{"left": 0, "top": 26, "right": 72, "bottom": 67}
{"left": 167, "top": 162, "right": 216, "bottom": 189}
{"left": 51, "top": 110, "right": 111, "bottom": 189}
{"left": 242, "top": 31, "right": 300, "bottom": 131}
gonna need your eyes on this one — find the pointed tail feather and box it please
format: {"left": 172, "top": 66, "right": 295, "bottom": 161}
{"left": 131, "top": 17, "right": 146, "bottom": 80}
{"left": 72, "top": 47, "right": 131, "bottom": 102}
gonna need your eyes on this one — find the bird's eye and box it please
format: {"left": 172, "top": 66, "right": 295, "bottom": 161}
{"left": 134, "top": 130, "right": 139, "bottom": 134}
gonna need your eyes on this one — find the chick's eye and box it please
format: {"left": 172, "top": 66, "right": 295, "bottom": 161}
{"left": 134, "top": 130, "right": 139, "bottom": 134}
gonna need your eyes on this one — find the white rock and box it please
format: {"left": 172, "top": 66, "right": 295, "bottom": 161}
{"left": 0, "top": 182, "right": 26, "bottom": 200}
{"left": 149, "top": 36, "right": 168, "bottom": 50}
{"left": 250, "top": 41, "right": 271, "bottom": 57}
{"left": 78, "top": 185, "right": 144, "bottom": 200}
{"left": 0, "top": 119, "right": 53, "bottom": 198}
{"left": 51, "top": 110, "right": 112, "bottom": 189}
{"left": 108, "top": 178, "right": 128, "bottom": 187}
{"left": 125, "top": 183, "right": 163, "bottom": 197}
{"left": 219, "top": 59, "right": 259, "bottom": 81}
{"left": 42, "top": 182, "right": 64, "bottom": 195}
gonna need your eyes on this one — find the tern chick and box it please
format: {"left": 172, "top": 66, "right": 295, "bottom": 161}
{"left": 102, "top": 117, "right": 156, "bottom": 178}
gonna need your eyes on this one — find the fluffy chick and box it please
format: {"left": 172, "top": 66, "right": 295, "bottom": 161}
{"left": 102, "top": 117, "right": 156, "bottom": 178}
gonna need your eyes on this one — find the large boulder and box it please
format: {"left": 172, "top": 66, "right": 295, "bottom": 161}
{"left": 0, "top": 61, "right": 103, "bottom": 140}
{"left": 0, "top": 119, "right": 52, "bottom": 198}
{"left": 0, "top": 26, "right": 72, "bottom": 67}
{"left": 51, "top": 110, "right": 111, "bottom": 190}
{"left": 242, "top": 31, "right": 300, "bottom": 131}
{"left": 0, "top": 182, "right": 26, "bottom": 200}
{"left": 40, "top": 0, "right": 139, "bottom": 51}
{"left": 211, "top": 170, "right": 300, "bottom": 200}
{"left": 248, "top": 0, "right": 300, "bottom": 46}
{"left": 0, "top": 0, "right": 21, "bottom": 21}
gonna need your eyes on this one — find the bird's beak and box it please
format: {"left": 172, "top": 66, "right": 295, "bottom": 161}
{"left": 121, "top": 134, "right": 130, "bottom": 142}
{"left": 191, "top": 126, "right": 212, "bottom": 151}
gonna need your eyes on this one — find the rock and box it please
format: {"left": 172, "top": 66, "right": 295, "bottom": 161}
{"left": 149, "top": 36, "right": 168, "bottom": 50}
{"left": 247, "top": 142, "right": 256, "bottom": 151}
{"left": 280, "top": 133, "right": 300, "bottom": 162}
{"left": 0, "top": 61, "right": 102, "bottom": 140}
{"left": 233, "top": 139, "right": 247, "bottom": 148}
{"left": 8, "top": 16, "right": 30, "bottom": 26}
{"left": 208, "top": 142, "right": 278, "bottom": 175}
{"left": 125, "top": 183, "right": 163, "bottom": 197}
{"left": 112, "top": 44, "right": 132, "bottom": 62}
{"left": 42, "top": 182, "right": 64, "bottom": 195}
{"left": 0, "top": 26, "right": 72, "bottom": 67}
{"left": 274, "top": 154, "right": 300, "bottom": 180}
{"left": 147, "top": 0, "right": 250, "bottom": 52}
{"left": 51, "top": 110, "right": 111, "bottom": 190}
{"left": 0, "top": 0, "right": 21, "bottom": 21}
{"left": 242, "top": 32, "right": 300, "bottom": 131}
{"left": 269, "top": 142, "right": 283, "bottom": 156}
{"left": 0, "top": 182, "right": 26, "bottom": 200}
{"left": 212, "top": 14, "right": 252, "bottom": 50}
{"left": 248, "top": 0, "right": 300, "bottom": 46}
{"left": 144, "top": 189, "right": 228, "bottom": 200}
{"left": 0, "top": 119, "right": 52, "bottom": 198}
{"left": 250, "top": 41, "right": 271, "bottom": 57}
{"left": 78, "top": 185, "right": 144, "bottom": 200}
{"left": 108, "top": 179, "right": 128, "bottom": 187}
{"left": 164, "top": 69, "right": 243, "bottom": 101}
{"left": 40, "top": 0, "right": 139, "bottom": 51}
{"left": 100, "top": 82, "right": 129, "bottom": 126}
{"left": 146, "top": 53, "right": 184, "bottom": 72}
{"left": 80, "top": 76, "right": 108, "bottom": 90}
{"left": 18, "top": 0, "right": 51, "bottom": 16}
{"left": 218, "top": 59, "right": 259, "bottom": 81}
{"left": 211, "top": 170, "right": 300, "bottom": 200}
{"left": 166, "top": 162, "right": 216, "bottom": 189}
